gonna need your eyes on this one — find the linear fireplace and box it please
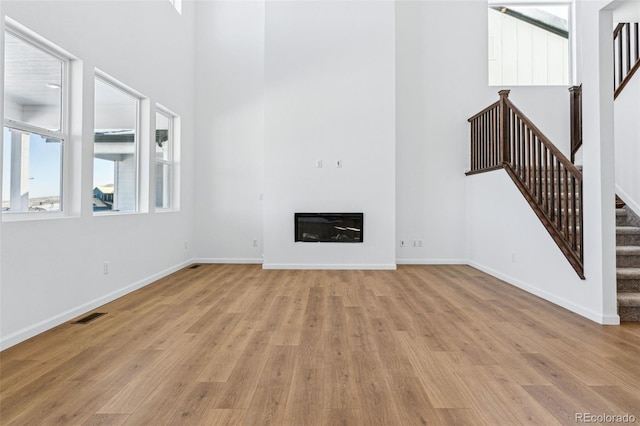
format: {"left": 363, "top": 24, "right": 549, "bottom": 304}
{"left": 295, "top": 213, "right": 363, "bottom": 243}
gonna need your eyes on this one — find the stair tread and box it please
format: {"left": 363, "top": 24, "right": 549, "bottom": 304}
{"left": 616, "top": 246, "right": 640, "bottom": 254}
{"left": 617, "top": 267, "right": 640, "bottom": 275}
{"left": 616, "top": 209, "right": 628, "bottom": 216}
{"left": 617, "top": 293, "right": 640, "bottom": 306}
{"left": 616, "top": 226, "right": 640, "bottom": 234}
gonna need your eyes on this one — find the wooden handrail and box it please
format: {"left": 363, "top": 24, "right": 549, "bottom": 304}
{"left": 569, "top": 85, "right": 582, "bottom": 163}
{"left": 614, "top": 22, "right": 640, "bottom": 99}
{"left": 466, "top": 91, "right": 584, "bottom": 279}
{"left": 468, "top": 100, "right": 500, "bottom": 122}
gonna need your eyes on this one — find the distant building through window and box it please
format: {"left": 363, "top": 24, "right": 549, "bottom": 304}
{"left": 488, "top": 3, "right": 570, "bottom": 86}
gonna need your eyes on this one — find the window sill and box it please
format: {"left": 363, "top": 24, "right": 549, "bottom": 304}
{"left": 93, "top": 210, "right": 147, "bottom": 217}
{"left": 1, "top": 211, "right": 76, "bottom": 223}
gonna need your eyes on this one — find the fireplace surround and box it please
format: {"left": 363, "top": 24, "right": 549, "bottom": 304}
{"left": 295, "top": 213, "right": 363, "bottom": 243}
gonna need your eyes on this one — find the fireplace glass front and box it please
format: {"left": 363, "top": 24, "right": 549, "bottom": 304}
{"left": 295, "top": 213, "right": 363, "bottom": 243}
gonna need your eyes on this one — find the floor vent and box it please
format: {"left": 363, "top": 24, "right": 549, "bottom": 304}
{"left": 72, "top": 312, "right": 106, "bottom": 324}
{"left": 189, "top": 264, "right": 201, "bottom": 269}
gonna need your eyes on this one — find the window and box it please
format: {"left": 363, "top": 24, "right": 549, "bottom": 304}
{"left": 2, "top": 29, "right": 66, "bottom": 213}
{"left": 93, "top": 76, "right": 139, "bottom": 213}
{"left": 488, "top": 3, "right": 570, "bottom": 86}
{"left": 168, "top": 0, "right": 182, "bottom": 14}
{"left": 155, "top": 108, "right": 175, "bottom": 210}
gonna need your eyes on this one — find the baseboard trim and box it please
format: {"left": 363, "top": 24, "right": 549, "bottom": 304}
{"left": 467, "top": 260, "right": 620, "bottom": 325}
{"left": 262, "top": 263, "right": 397, "bottom": 270}
{"left": 194, "top": 258, "right": 263, "bottom": 264}
{"left": 396, "top": 259, "right": 467, "bottom": 265}
{"left": 0, "top": 259, "right": 193, "bottom": 351}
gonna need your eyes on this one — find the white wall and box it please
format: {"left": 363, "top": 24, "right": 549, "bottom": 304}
{"left": 194, "top": 1, "right": 397, "bottom": 269}
{"left": 0, "top": 14, "right": 4, "bottom": 349}
{"left": 395, "top": 1, "right": 477, "bottom": 264}
{"left": 466, "top": 170, "right": 605, "bottom": 319}
{"left": 0, "top": 0, "right": 196, "bottom": 349}
{"left": 614, "top": 54, "right": 640, "bottom": 214}
{"left": 576, "top": 0, "right": 618, "bottom": 323}
{"left": 262, "top": 1, "right": 396, "bottom": 269}
{"left": 193, "top": 1, "right": 265, "bottom": 264}
{"left": 396, "top": 1, "right": 572, "bottom": 265}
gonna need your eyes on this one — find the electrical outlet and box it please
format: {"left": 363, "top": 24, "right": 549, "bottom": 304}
{"left": 103, "top": 261, "right": 110, "bottom": 275}
{"left": 253, "top": 240, "right": 258, "bottom": 247}
{"left": 412, "top": 240, "right": 417, "bottom": 247}
{"left": 316, "top": 160, "right": 323, "bottom": 168}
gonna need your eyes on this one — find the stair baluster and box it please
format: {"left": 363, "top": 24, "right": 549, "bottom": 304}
{"left": 614, "top": 22, "right": 640, "bottom": 99}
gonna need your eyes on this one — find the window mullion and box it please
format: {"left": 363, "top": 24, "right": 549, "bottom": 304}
{"left": 4, "top": 119, "right": 66, "bottom": 142}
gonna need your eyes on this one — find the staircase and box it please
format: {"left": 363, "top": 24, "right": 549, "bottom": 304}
{"left": 467, "top": 90, "right": 584, "bottom": 278}
{"left": 613, "top": 21, "right": 640, "bottom": 321}
{"left": 616, "top": 197, "right": 640, "bottom": 321}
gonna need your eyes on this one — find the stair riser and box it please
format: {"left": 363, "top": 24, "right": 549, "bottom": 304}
{"left": 617, "top": 215, "right": 629, "bottom": 226}
{"left": 619, "top": 306, "right": 640, "bottom": 322}
{"left": 617, "top": 254, "right": 640, "bottom": 268}
{"left": 617, "top": 278, "right": 640, "bottom": 293}
{"left": 617, "top": 234, "right": 640, "bottom": 246}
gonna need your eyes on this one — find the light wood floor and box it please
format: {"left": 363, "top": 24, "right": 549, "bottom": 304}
{"left": 1, "top": 265, "right": 640, "bottom": 425}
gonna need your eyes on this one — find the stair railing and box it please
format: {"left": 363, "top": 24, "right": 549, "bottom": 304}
{"left": 614, "top": 22, "right": 640, "bottom": 99}
{"left": 467, "top": 90, "right": 584, "bottom": 279}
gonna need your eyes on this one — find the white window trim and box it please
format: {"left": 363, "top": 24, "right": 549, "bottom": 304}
{"left": 2, "top": 21, "right": 71, "bottom": 220}
{"left": 155, "top": 104, "right": 177, "bottom": 211}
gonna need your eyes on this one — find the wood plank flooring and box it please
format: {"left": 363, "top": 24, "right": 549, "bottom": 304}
{"left": 1, "top": 264, "right": 640, "bottom": 425}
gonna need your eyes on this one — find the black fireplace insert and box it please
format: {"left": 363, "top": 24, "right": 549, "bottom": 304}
{"left": 295, "top": 213, "right": 363, "bottom": 243}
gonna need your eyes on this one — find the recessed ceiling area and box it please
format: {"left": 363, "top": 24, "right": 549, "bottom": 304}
{"left": 4, "top": 32, "right": 62, "bottom": 110}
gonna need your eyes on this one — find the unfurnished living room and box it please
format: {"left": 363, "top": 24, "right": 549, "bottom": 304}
{"left": 1, "top": 0, "right": 640, "bottom": 425}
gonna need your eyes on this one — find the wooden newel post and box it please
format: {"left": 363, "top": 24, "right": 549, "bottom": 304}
{"left": 498, "top": 90, "right": 511, "bottom": 164}
{"left": 568, "top": 85, "right": 582, "bottom": 164}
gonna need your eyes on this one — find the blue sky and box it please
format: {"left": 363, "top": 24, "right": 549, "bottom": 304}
{"left": 2, "top": 127, "right": 61, "bottom": 200}
{"left": 93, "top": 158, "right": 114, "bottom": 188}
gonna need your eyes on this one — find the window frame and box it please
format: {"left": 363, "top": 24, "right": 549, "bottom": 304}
{"left": 93, "top": 71, "right": 142, "bottom": 215}
{"left": 154, "top": 105, "right": 177, "bottom": 211}
{"left": 487, "top": 1, "right": 573, "bottom": 87}
{"left": 2, "top": 24, "right": 70, "bottom": 218}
